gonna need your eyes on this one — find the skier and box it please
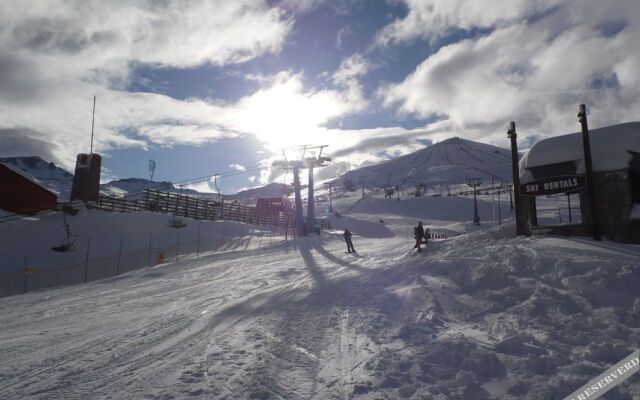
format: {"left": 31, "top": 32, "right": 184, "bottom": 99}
{"left": 413, "top": 221, "right": 425, "bottom": 253}
{"left": 343, "top": 228, "right": 356, "bottom": 253}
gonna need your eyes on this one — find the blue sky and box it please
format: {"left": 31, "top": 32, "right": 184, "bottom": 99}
{"left": 1, "top": 0, "right": 639, "bottom": 193}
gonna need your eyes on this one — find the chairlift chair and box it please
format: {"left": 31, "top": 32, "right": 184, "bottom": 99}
{"left": 169, "top": 215, "right": 187, "bottom": 229}
{"left": 51, "top": 212, "right": 79, "bottom": 252}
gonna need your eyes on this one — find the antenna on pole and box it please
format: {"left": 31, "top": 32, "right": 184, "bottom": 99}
{"left": 149, "top": 159, "right": 156, "bottom": 181}
{"left": 90, "top": 95, "right": 96, "bottom": 154}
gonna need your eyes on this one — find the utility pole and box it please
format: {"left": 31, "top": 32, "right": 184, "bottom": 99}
{"left": 90, "top": 95, "right": 96, "bottom": 154}
{"left": 577, "top": 104, "right": 601, "bottom": 241}
{"left": 324, "top": 182, "right": 333, "bottom": 213}
{"left": 497, "top": 179, "right": 502, "bottom": 225}
{"left": 360, "top": 176, "right": 366, "bottom": 198}
{"left": 466, "top": 178, "right": 481, "bottom": 225}
{"left": 507, "top": 122, "right": 528, "bottom": 236}
{"left": 509, "top": 184, "right": 514, "bottom": 216}
{"left": 491, "top": 176, "right": 495, "bottom": 225}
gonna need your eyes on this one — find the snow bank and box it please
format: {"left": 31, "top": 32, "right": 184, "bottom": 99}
{"left": 327, "top": 214, "right": 394, "bottom": 238}
{"left": 344, "top": 194, "right": 511, "bottom": 224}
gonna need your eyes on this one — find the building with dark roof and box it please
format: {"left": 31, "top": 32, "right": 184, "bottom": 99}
{"left": 0, "top": 163, "right": 57, "bottom": 215}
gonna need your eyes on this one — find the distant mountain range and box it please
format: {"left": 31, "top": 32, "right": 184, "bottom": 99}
{"left": 333, "top": 137, "right": 514, "bottom": 190}
{"left": 2, "top": 138, "right": 515, "bottom": 202}
{"left": 0, "top": 156, "right": 75, "bottom": 200}
{"left": 0, "top": 156, "right": 290, "bottom": 202}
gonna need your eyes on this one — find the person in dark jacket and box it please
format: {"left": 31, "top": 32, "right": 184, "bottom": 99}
{"left": 413, "top": 221, "right": 425, "bottom": 253}
{"left": 343, "top": 228, "right": 356, "bottom": 253}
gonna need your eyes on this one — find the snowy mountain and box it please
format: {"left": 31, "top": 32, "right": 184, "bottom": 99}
{"left": 100, "top": 178, "right": 219, "bottom": 200}
{"left": 0, "top": 156, "right": 74, "bottom": 200}
{"left": 335, "top": 137, "right": 514, "bottom": 190}
{"left": 224, "top": 182, "right": 292, "bottom": 201}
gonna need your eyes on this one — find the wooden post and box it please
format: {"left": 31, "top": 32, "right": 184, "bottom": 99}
{"left": 507, "top": 122, "right": 529, "bottom": 236}
{"left": 176, "top": 229, "right": 180, "bottom": 261}
{"left": 116, "top": 237, "right": 124, "bottom": 275}
{"left": 197, "top": 226, "right": 201, "bottom": 258}
{"left": 147, "top": 233, "right": 153, "bottom": 270}
{"left": 578, "top": 104, "right": 601, "bottom": 241}
{"left": 84, "top": 235, "right": 92, "bottom": 283}
{"left": 558, "top": 208, "right": 562, "bottom": 224}
{"left": 23, "top": 255, "right": 28, "bottom": 293}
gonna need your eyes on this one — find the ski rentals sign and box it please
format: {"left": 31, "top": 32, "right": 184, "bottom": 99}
{"left": 521, "top": 175, "right": 586, "bottom": 196}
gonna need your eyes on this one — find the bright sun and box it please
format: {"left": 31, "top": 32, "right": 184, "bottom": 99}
{"left": 232, "top": 73, "right": 346, "bottom": 150}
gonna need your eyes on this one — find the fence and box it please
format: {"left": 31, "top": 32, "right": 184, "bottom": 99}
{"left": 0, "top": 225, "right": 287, "bottom": 297}
{"left": 96, "top": 190, "right": 294, "bottom": 230}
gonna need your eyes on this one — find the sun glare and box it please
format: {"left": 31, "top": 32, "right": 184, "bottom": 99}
{"left": 233, "top": 74, "right": 345, "bottom": 150}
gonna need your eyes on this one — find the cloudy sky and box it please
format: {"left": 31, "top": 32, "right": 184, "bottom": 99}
{"left": 1, "top": 0, "right": 639, "bottom": 193}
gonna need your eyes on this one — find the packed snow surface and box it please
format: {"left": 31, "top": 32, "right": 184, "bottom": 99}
{"left": 0, "top": 189, "right": 638, "bottom": 399}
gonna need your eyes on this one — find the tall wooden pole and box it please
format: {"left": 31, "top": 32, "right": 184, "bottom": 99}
{"left": 577, "top": 104, "right": 601, "bottom": 241}
{"left": 507, "top": 122, "right": 528, "bottom": 236}
{"left": 84, "top": 235, "right": 92, "bottom": 283}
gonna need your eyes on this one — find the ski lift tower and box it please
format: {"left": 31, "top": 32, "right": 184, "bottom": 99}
{"left": 466, "top": 178, "right": 482, "bottom": 225}
{"left": 273, "top": 159, "right": 305, "bottom": 236}
{"left": 304, "top": 145, "right": 330, "bottom": 234}
{"left": 274, "top": 145, "right": 331, "bottom": 236}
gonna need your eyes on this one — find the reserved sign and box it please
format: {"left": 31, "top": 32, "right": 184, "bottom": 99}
{"left": 521, "top": 175, "right": 586, "bottom": 196}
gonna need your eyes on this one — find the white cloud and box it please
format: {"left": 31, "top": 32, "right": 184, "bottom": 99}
{"left": 230, "top": 163, "right": 246, "bottom": 171}
{"left": 0, "top": 0, "right": 292, "bottom": 169}
{"left": 379, "top": 0, "right": 640, "bottom": 144}
{"left": 0, "top": 1, "right": 377, "bottom": 174}
{"left": 276, "top": 0, "right": 326, "bottom": 12}
{"left": 333, "top": 53, "right": 371, "bottom": 86}
{"left": 0, "top": 0, "right": 291, "bottom": 69}
{"left": 376, "top": 0, "right": 563, "bottom": 45}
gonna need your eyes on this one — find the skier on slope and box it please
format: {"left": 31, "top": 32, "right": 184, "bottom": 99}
{"left": 413, "top": 221, "right": 425, "bottom": 253}
{"left": 343, "top": 228, "right": 356, "bottom": 253}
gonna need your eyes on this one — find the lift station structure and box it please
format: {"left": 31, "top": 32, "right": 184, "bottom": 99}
{"left": 273, "top": 145, "right": 330, "bottom": 236}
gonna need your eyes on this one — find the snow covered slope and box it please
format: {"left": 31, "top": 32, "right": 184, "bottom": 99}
{"left": 335, "top": 137, "right": 514, "bottom": 189}
{"left": 0, "top": 156, "right": 74, "bottom": 200}
{"left": 0, "top": 224, "right": 638, "bottom": 399}
{"left": 224, "top": 182, "right": 291, "bottom": 201}
{"left": 0, "top": 164, "right": 638, "bottom": 398}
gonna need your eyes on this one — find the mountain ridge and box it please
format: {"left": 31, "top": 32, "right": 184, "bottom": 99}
{"left": 335, "top": 137, "right": 514, "bottom": 191}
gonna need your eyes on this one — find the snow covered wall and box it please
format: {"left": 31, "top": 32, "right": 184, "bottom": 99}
{"left": 0, "top": 208, "right": 283, "bottom": 296}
